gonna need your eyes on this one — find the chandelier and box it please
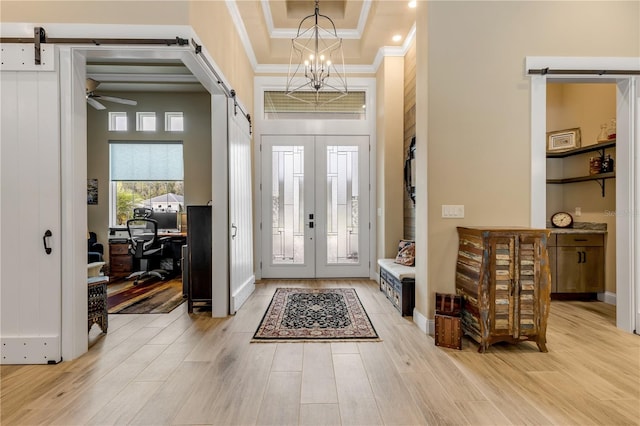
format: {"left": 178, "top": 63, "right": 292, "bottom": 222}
{"left": 286, "top": 0, "right": 348, "bottom": 105}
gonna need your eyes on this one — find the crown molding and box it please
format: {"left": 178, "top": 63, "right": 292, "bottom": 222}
{"left": 226, "top": 0, "right": 258, "bottom": 70}
{"left": 372, "top": 23, "right": 416, "bottom": 72}
{"left": 255, "top": 62, "right": 377, "bottom": 75}
{"left": 260, "top": 0, "right": 371, "bottom": 39}
{"left": 228, "top": 1, "right": 415, "bottom": 75}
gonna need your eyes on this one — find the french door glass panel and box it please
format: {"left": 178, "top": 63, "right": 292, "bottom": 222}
{"left": 272, "top": 145, "right": 305, "bottom": 264}
{"left": 326, "top": 145, "right": 359, "bottom": 264}
{"left": 261, "top": 135, "right": 369, "bottom": 278}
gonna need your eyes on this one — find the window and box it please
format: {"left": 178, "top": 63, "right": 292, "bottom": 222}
{"left": 165, "top": 112, "right": 184, "bottom": 131}
{"left": 136, "top": 112, "right": 156, "bottom": 131}
{"left": 108, "top": 112, "right": 127, "bottom": 131}
{"left": 109, "top": 141, "right": 184, "bottom": 227}
{"left": 264, "top": 91, "right": 367, "bottom": 119}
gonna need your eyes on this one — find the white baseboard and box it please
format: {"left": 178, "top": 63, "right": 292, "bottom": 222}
{"left": 230, "top": 275, "right": 255, "bottom": 314}
{"left": 598, "top": 291, "right": 616, "bottom": 305}
{"left": 0, "top": 336, "right": 61, "bottom": 364}
{"left": 413, "top": 308, "right": 435, "bottom": 335}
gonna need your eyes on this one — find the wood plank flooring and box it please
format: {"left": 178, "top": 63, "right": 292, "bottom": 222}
{"left": 1, "top": 279, "right": 639, "bottom": 425}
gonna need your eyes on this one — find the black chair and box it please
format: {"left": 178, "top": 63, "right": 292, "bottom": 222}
{"left": 126, "top": 216, "right": 169, "bottom": 285}
{"left": 88, "top": 231, "right": 104, "bottom": 263}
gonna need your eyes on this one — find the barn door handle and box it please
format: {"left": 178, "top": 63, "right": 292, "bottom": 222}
{"left": 231, "top": 224, "right": 237, "bottom": 240}
{"left": 43, "top": 230, "right": 52, "bottom": 254}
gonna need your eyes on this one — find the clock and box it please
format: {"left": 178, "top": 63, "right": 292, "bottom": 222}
{"left": 551, "top": 211, "right": 574, "bottom": 228}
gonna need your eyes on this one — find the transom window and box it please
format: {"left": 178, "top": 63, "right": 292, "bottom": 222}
{"left": 264, "top": 91, "right": 366, "bottom": 120}
{"left": 136, "top": 112, "right": 156, "bottom": 131}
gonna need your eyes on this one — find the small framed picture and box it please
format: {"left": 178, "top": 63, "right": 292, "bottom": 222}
{"left": 547, "top": 128, "right": 581, "bottom": 152}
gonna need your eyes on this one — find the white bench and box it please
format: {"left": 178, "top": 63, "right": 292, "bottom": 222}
{"left": 378, "top": 259, "right": 415, "bottom": 316}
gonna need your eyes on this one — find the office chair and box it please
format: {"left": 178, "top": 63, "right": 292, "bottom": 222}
{"left": 126, "top": 209, "right": 169, "bottom": 285}
{"left": 88, "top": 231, "right": 104, "bottom": 263}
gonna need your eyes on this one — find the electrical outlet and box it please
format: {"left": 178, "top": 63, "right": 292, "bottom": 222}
{"left": 575, "top": 207, "right": 582, "bottom": 217}
{"left": 442, "top": 205, "right": 465, "bottom": 218}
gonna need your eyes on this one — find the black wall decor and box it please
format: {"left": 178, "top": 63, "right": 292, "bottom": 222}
{"left": 404, "top": 136, "right": 416, "bottom": 205}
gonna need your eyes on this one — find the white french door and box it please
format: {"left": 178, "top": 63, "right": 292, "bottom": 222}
{"left": 261, "top": 135, "right": 369, "bottom": 278}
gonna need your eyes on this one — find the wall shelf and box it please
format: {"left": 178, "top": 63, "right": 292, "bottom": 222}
{"left": 546, "top": 139, "right": 615, "bottom": 158}
{"left": 546, "top": 139, "right": 616, "bottom": 197}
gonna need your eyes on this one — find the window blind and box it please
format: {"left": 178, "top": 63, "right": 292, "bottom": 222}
{"left": 110, "top": 141, "right": 184, "bottom": 181}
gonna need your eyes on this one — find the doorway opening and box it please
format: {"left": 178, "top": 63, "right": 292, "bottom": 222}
{"left": 528, "top": 57, "right": 639, "bottom": 333}
{"left": 545, "top": 82, "right": 617, "bottom": 323}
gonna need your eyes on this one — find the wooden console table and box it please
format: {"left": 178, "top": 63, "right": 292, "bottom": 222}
{"left": 88, "top": 276, "right": 108, "bottom": 333}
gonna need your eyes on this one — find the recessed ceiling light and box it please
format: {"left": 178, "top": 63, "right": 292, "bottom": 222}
{"left": 408, "top": 1, "right": 417, "bottom": 8}
{"left": 392, "top": 35, "right": 402, "bottom": 42}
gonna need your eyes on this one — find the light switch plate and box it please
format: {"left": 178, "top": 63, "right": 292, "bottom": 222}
{"left": 442, "top": 205, "right": 465, "bottom": 218}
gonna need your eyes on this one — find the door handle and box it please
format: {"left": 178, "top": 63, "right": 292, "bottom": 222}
{"left": 577, "top": 251, "right": 582, "bottom": 264}
{"left": 582, "top": 251, "right": 587, "bottom": 263}
{"left": 231, "top": 224, "right": 237, "bottom": 239}
{"left": 43, "top": 229, "right": 52, "bottom": 254}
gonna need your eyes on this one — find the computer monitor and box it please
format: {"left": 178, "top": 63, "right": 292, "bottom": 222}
{"left": 153, "top": 211, "right": 179, "bottom": 231}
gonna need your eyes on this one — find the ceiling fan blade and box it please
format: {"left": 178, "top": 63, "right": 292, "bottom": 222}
{"left": 95, "top": 95, "right": 138, "bottom": 106}
{"left": 87, "top": 97, "right": 106, "bottom": 110}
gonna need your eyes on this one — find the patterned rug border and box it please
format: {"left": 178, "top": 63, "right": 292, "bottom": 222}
{"left": 252, "top": 287, "right": 380, "bottom": 342}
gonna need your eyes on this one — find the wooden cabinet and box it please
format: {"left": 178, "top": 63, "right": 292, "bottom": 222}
{"left": 455, "top": 227, "right": 552, "bottom": 353}
{"left": 108, "top": 241, "right": 132, "bottom": 278}
{"left": 549, "top": 233, "right": 604, "bottom": 294}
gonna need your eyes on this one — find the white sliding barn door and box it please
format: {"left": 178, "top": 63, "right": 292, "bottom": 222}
{"left": 1, "top": 45, "right": 62, "bottom": 364}
{"left": 228, "top": 100, "right": 255, "bottom": 313}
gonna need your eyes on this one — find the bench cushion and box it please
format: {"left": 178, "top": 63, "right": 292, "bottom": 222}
{"left": 378, "top": 258, "right": 415, "bottom": 280}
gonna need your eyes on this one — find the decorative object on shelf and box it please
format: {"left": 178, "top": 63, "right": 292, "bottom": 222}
{"left": 404, "top": 136, "right": 416, "bottom": 205}
{"left": 597, "top": 123, "right": 609, "bottom": 142}
{"left": 551, "top": 211, "right": 574, "bottom": 228}
{"left": 601, "top": 154, "right": 614, "bottom": 173}
{"left": 607, "top": 118, "right": 617, "bottom": 140}
{"left": 589, "top": 156, "right": 603, "bottom": 175}
{"left": 285, "top": 0, "right": 347, "bottom": 105}
{"left": 547, "top": 128, "right": 581, "bottom": 152}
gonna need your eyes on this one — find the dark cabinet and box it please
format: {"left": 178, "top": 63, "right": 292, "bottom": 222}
{"left": 187, "top": 205, "right": 212, "bottom": 312}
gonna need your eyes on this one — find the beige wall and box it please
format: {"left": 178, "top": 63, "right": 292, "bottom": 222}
{"left": 189, "top": 1, "right": 255, "bottom": 116}
{"left": 0, "top": 1, "right": 189, "bottom": 24}
{"left": 87, "top": 92, "right": 212, "bottom": 250}
{"left": 546, "top": 83, "right": 617, "bottom": 294}
{"left": 421, "top": 1, "right": 639, "bottom": 319}
{"left": 0, "top": 0, "right": 254, "bottom": 117}
{"left": 376, "top": 56, "right": 405, "bottom": 262}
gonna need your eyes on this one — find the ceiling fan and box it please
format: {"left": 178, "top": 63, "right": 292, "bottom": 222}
{"left": 86, "top": 78, "right": 138, "bottom": 110}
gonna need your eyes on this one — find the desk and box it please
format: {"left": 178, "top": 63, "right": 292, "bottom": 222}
{"left": 158, "top": 233, "right": 187, "bottom": 273}
{"left": 109, "top": 232, "right": 187, "bottom": 278}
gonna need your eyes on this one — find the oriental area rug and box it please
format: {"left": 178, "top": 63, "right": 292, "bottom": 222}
{"left": 252, "top": 288, "right": 380, "bottom": 342}
{"left": 108, "top": 276, "right": 185, "bottom": 314}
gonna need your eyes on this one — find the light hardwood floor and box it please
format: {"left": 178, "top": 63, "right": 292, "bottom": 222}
{"left": 1, "top": 279, "right": 639, "bottom": 425}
